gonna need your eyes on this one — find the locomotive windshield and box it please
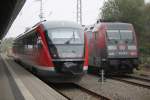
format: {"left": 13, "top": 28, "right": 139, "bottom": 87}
{"left": 107, "top": 30, "right": 133, "bottom": 40}
{"left": 47, "top": 29, "right": 84, "bottom": 44}
{"left": 120, "top": 30, "right": 133, "bottom": 40}
{"left": 106, "top": 30, "right": 120, "bottom": 40}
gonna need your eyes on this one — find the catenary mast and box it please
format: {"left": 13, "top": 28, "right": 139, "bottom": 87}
{"left": 77, "top": 0, "right": 82, "bottom": 25}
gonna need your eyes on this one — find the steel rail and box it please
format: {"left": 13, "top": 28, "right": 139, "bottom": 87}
{"left": 112, "top": 77, "right": 150, "bottom": 89}
{"left": 73, "top": 83, "right": 111, "bottom": 100}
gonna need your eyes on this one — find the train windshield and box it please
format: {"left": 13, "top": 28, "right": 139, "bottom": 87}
{"left": 47, "top": 29, "right": 84, "bottom": 44}
{"left": 106, "top": 30, "right": 120, "bottom": 40}
{"left": 107, "top": 30, "right": 133, "bottom": 40}
{"left": 120, "top": 30, "right": 133, "bottom": 40}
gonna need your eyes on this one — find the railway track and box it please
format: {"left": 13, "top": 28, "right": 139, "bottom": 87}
{"left": 73, "top": 83, "right": 110, "bottom": 100}
{"left": 111, "top": 75, "right": 150, "bottom": 89}
{"left": 48, "top": 83, "right": 110, "bottom": 100}
{"left": 47, "top": 84, "right": 72, "bottom": 100}
{"left": 126, "top": 74, "right": 150, "bottom": 82}
{"left": 12, "top": 57, "right": 110, "bottom": 100}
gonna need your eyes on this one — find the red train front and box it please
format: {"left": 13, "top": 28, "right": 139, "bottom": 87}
{"left": 85, "top": 22, "right": 139, "bottom": 74}
{"left": 13, "top": 21, "right": 88, "bottom": 82}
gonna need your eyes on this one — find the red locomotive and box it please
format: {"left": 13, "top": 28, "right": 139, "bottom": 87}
{"left": 13, "top": 21, "right": 88, "bottom": 82}
{"left": 85, "top": 22, "right": 138, "bottom": 74}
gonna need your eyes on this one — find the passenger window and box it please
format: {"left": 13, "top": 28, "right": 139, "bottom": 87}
{"left": 23, "top": 31, "right": 38, "bottom": 49}
{"left": 26, "top": 36, "right": 34, "bottom": 49}
{"left": 37, "top": 36, "right": 43, "bottom": 49}
{"left": 33, "top": 33, "right": 38, "bottom": 48}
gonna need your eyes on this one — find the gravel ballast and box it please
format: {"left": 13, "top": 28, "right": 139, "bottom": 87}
{"left": 76, "top": 74, "right": 150, "bottom": 100}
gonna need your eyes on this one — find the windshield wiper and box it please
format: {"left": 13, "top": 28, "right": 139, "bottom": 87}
{"left": 64, "top": 32, "right": 75, "bottom": 44}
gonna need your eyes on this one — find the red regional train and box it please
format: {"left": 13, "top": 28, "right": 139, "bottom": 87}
{"left": 85, "top": 22, "right": 139, "bottom": 74}
{"left": 13, "top": 21, "right": 88, "bottom": 82}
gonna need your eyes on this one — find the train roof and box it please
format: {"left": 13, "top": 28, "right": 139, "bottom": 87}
{"left": 15, "top": 21, "right": 82, "bottom": 41}
{"left": 93, "top": 22, "right": 133, "bottom": 32}
{"left": 102, "top": 22, "right": 132, "bottom": 26}
{"left": 43, "top": 21, "right": 82, "bottom": 29}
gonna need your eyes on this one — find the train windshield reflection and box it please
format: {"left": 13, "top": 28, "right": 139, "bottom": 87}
{"left": 107, "top": 30, "right": 133, "bottom": 40}
{"left": 47, "top": 29, "right": 84, "bottom": 44}
{"left": 106, "top": 30, "right": 120, "bottom": 40}
{"left": 120, "top": 30, "right": 133, "bottom": 40}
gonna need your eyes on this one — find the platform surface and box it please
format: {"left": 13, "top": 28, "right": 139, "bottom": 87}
{"left": 0, "top": 54, "right": 67, "bottom": 100}
{"left": 0, "top": 56, "right": 15, "bottom": 100}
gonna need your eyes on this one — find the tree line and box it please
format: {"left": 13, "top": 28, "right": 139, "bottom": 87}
{"left": 0, "top": 38, "right": 14, "bottom": 54}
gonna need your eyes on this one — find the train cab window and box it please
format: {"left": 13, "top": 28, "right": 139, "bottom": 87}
{"left": 106, "top": 30, "right": 120, "bottom": 40}
{"left": 120, "top": 30, "right": 133, "bottom": 40}
{"left": 46, "top": 29, "right": 84, "bottom": 44}
{"left": 106, "top": 30, "right": 133, "bottom": 41}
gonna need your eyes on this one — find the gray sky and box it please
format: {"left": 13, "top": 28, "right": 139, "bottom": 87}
{"left": 6, "top": 0, "right": 105, "bottom": 38}
{"left": 6, "top": 0, "right": 150, "bottom": 38}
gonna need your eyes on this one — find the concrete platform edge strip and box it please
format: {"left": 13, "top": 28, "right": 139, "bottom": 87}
{"left": 1, "top": 55, "right": 36, "bottom": 100}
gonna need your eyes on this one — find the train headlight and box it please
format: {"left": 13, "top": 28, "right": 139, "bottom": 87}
{"left": 108, "top": 52, "right": 115, "bottom": 56}
{"left": 130, "top": 51, "right": 137, "bottom": 56}
{"left": 107, "top": 45, "right": 117, "bottom": 50}
{"left": 128, "top": 45, "right": 137, "bottom": 50}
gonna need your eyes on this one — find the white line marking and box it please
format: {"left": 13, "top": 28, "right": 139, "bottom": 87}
{"left": 2, "top": 55, "right": 35, "bottom": 100}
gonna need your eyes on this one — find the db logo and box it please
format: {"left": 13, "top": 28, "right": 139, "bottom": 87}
{"left": 118, "top": 45, "right": 126, "bottom": 50}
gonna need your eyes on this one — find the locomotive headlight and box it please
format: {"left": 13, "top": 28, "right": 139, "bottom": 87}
{"left": 108, "top": 45, "right": 117, "bottom": 50}
{"left": 108, "top": 52, "right": 115, "bottom": 56}
{"left": 128, "top": 45, "right": 137, "bottom": 50}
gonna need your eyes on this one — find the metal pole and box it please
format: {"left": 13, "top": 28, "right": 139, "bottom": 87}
{"left": 40, "top": 0, "right": 43, "bottom": 21}
{"left": 101, "top": 69, "right": 104, "bottom": 84}
{"left": 35, "top": 0, "right": 45, "bottom": 21}
{"left": 38, "top": 0, "right": 44, "bottom": 21}
{"left": 77, "top": 0, "right": 78, "bottom": 23}
{"left": 77, "top": 0, "right": 82, "bottom": 25}
{"left": 98, "top": 59, "right": 106, "bottom": 84}
{"left": 80, "top": 0, "right": 82, "bottom": 25}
